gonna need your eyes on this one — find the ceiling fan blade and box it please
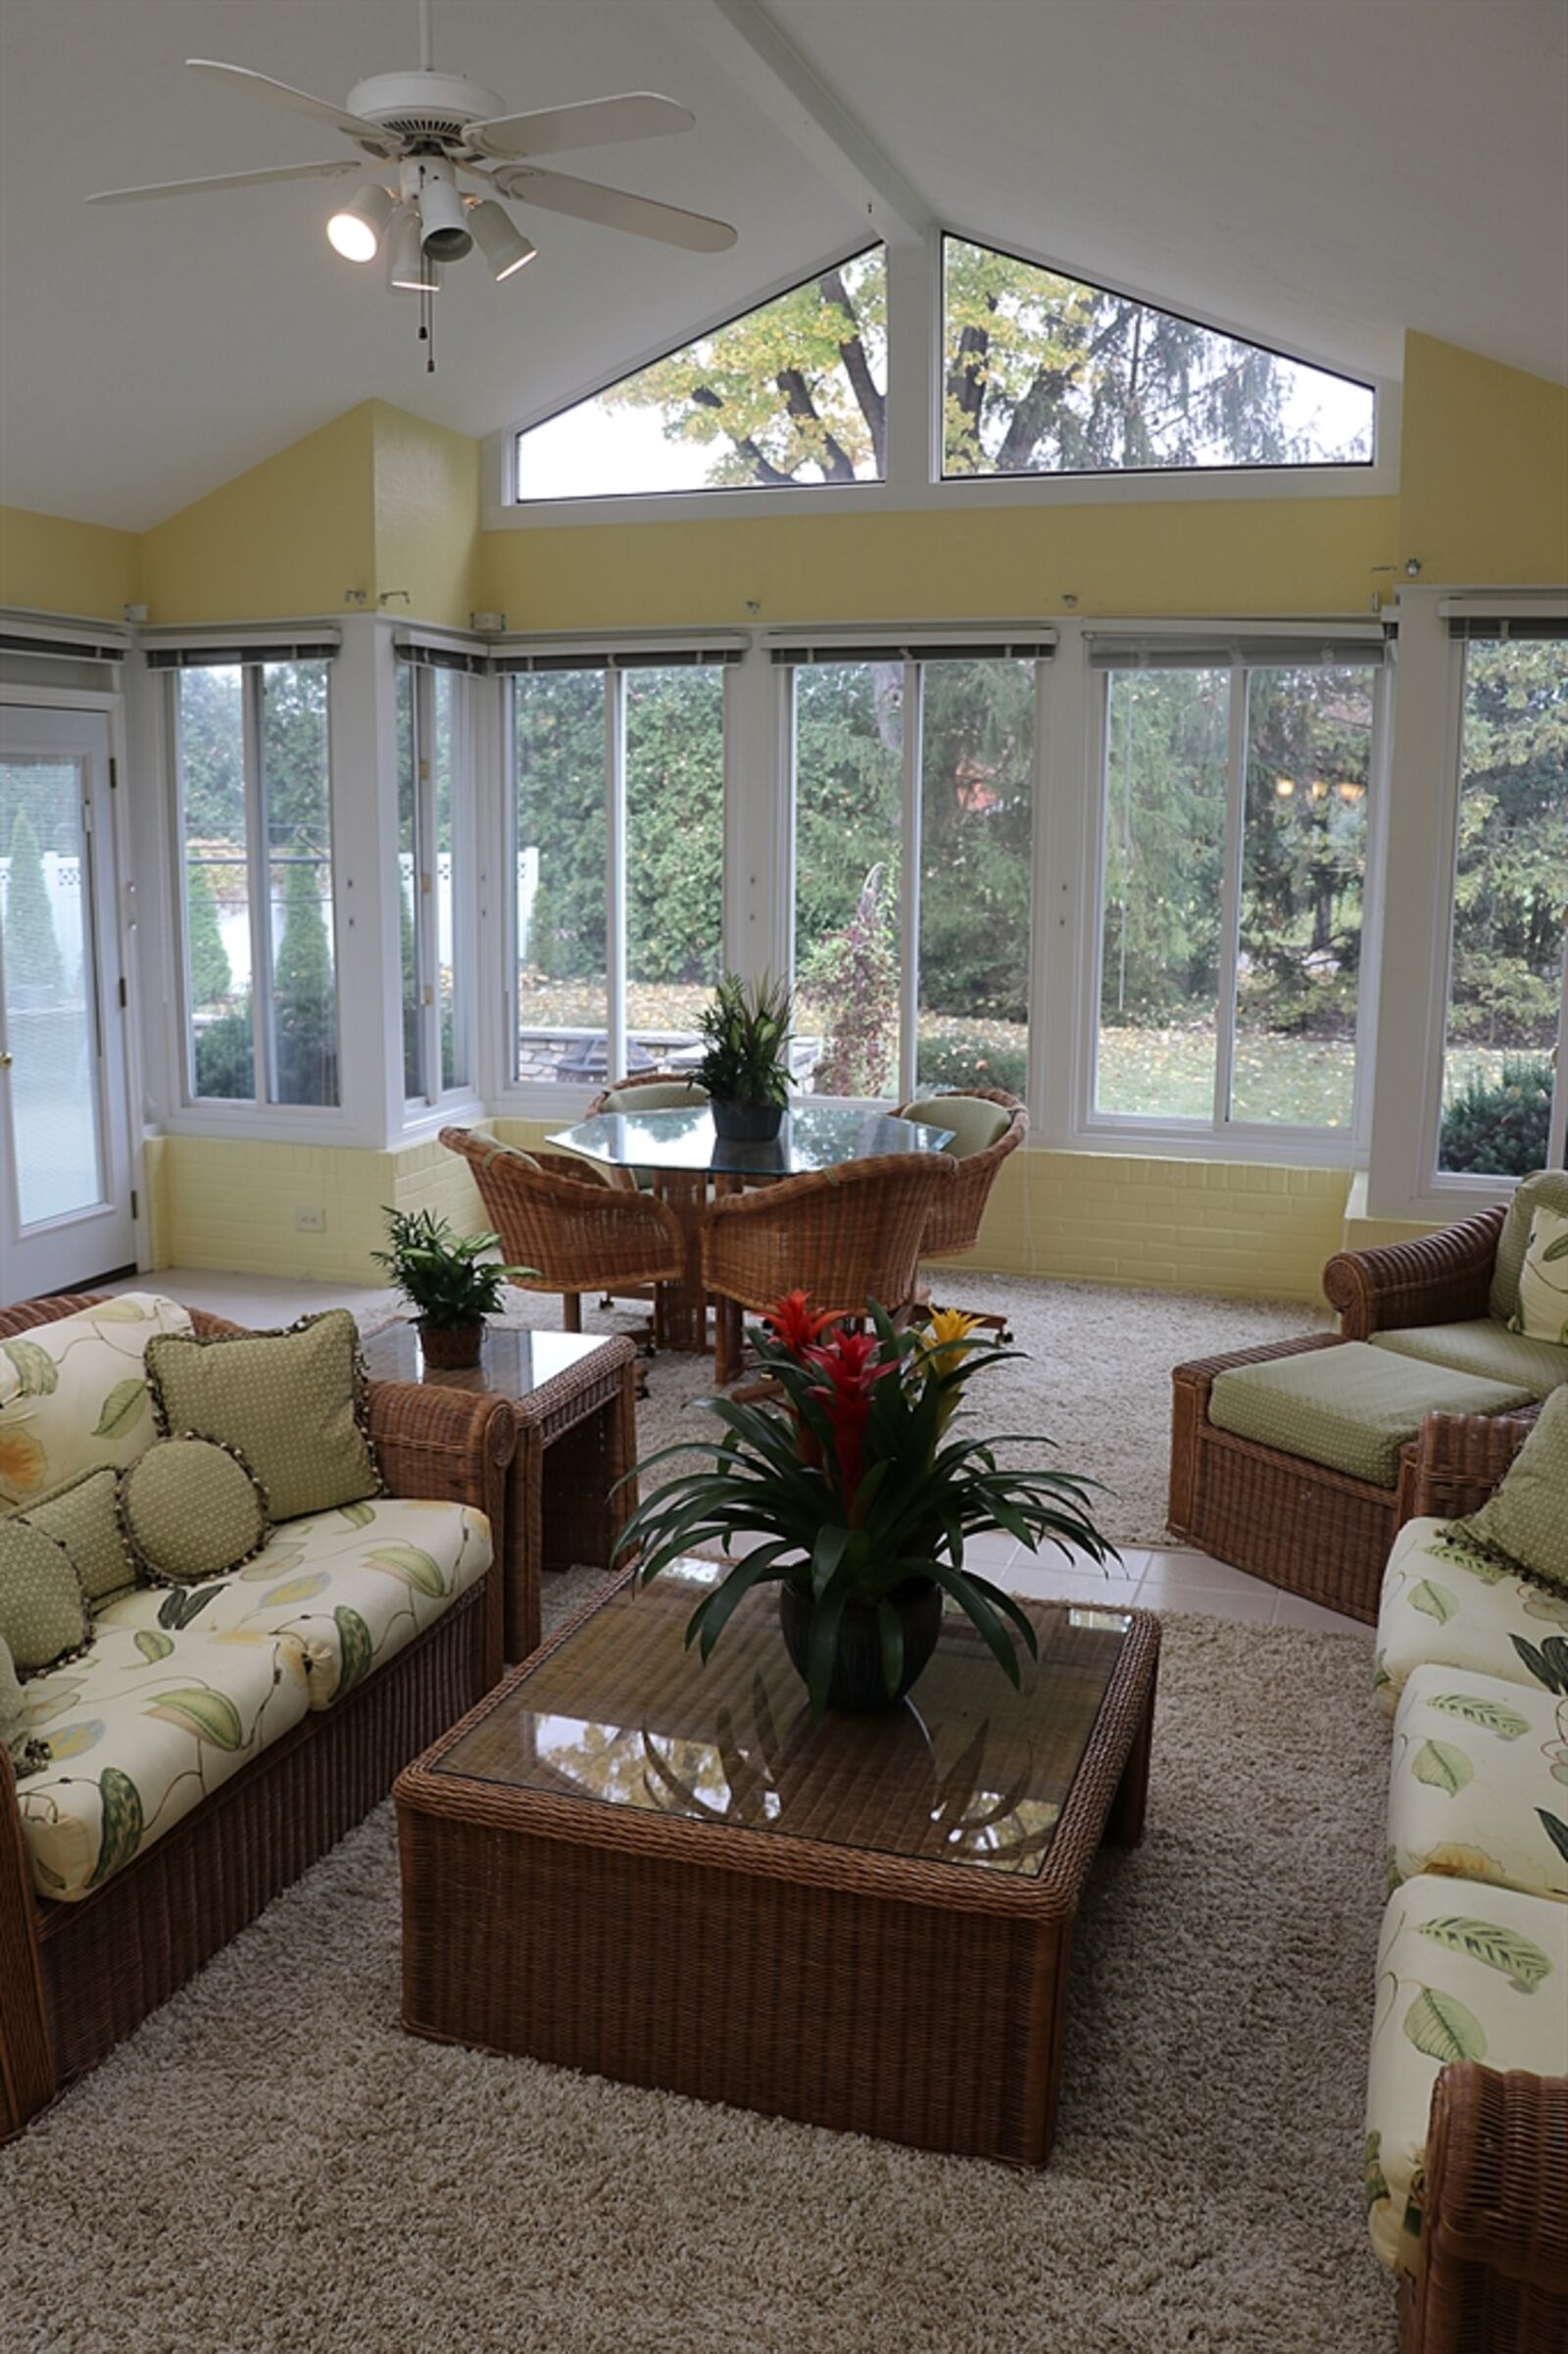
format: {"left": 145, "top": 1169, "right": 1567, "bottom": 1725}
{"left": 185, "top": 60, "right": 400, "bottom": 155}
{"left": 495, "top": 166, "right": 737, "bottom": 252}
{"left": 87, "top": 159, "right": 367, "bottom": 205}
{"left": 466, "top": 92, "right": 695, "bottom": 161}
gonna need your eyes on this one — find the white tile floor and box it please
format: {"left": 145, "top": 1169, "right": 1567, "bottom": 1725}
{"left": 115, "top": 1266, "right": 1373, "bottom": 1643}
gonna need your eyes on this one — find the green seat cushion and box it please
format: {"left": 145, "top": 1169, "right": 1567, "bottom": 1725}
{"left": 1371, "top": 1320, "right": 1568, "bottom": 1402}
{"left": 600, "top": 1082, "right": 708, "bottom": 1113}
{"left": 145, "top": 1310, "right": 383, "bottom": 1523}
{"left": 1209, "top": 1342, "right": 1536, "bottom": 1488}
{"left": 0, "top": 1515, "right": 91, "bottom": 1676}
{"left": 1490, "top": 1169, "right": 1568, "bottom": 1327}
{"left": 1460, "top": 1386, "right": 1568, "bottom": 1595}
{"left": 901, "top": 1095, "right": 1011, "bottom": 1158}
{"left": 24, "top": 1466, "right": 135, "bottom": 1608}
{"left": 121, "top": 1437, "right": 270, "bottom": 1586}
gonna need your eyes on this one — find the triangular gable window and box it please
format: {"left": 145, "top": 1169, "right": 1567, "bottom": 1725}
{"left": 515, "top": 246, "right": 886, "bottom": 503}
{"left": 942, "top": 234, "right": 1373, "bottom": 477}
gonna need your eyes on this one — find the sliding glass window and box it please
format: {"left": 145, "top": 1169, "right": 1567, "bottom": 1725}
{"left": 506, "top": 652, "right": 729, "bottom": 1086}
{"left": 785, "top": 643, "right": 1044, "bottom": 1103}
{"left": 1092, "top": 640, "right": 1382, "bottom": 1136}
{"left": 1435, "top": 623, "right": 1568, "bottom": 1178}
{"left": 171, "top": 654, "right": 339, "bottom": 1108}
{"left": 396, "top": 651, "right": 472, "bottom": 1105}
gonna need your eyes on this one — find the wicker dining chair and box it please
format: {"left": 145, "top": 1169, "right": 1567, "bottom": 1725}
{"left": 588, "top": 1072, "right": 710, "bottom": 1117}
{"left": 440, "top": 1126, "right": 684, "bottom": 1335}
{"left": 895, "top": 1088, "right": 1027, "bottom": 1332}
{"left": 701, "top": 1152, "right": 958, "bottom": 1387}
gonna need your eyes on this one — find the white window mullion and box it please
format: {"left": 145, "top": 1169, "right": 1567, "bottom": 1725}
{"left": 416, "top": 672, "right": 441, "bottom": 1103}
{"left": 243, "top": 665, "right": 273, "bottom": 1107}
{"left": 1548, "top": 928, "right": 1568, "bottom": 1172}
{"left": 606, "top": 666, "right": 627, "bottom": 1083}
{"left": 1212, "top": 667, "right": 1246, "bottom": 1127}
{"left": 898, "top": 659, "right": 922, "bottom": 1103}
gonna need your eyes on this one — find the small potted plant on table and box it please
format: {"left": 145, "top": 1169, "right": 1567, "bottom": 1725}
{"left": 696, "top": 971, "right": 793, "bottom": 1144}
{"left": 616, "top": 1294, "right": 1116, "bottom": 1715}
{"left": 371, "top": 1207, "right": 531, "bottom": 1370}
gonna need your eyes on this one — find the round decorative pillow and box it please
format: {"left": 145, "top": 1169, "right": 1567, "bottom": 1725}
{"left": 119, "top": 1436, "right": 270, "bottom": 1586}
{"left": 0, "top": 1518, "right": 92, "bottom": 1675}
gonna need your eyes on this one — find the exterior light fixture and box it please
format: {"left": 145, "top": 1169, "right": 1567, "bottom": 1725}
{"left": 326, "top": 183, "right": 395, "bottom": 263}
{"left": 469, "top": 200, "right": 535, "bottom": 282}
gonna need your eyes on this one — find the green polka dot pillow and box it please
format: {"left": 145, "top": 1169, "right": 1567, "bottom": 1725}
{"left": 0, "top": 1511, "right": 92, "bottom": 1678}
{"left": 120, "top": 1437, "right": 270, "bottom": 1586}
{"left": 1459, "top": 1386, "right": 1568, "bottom": 1596}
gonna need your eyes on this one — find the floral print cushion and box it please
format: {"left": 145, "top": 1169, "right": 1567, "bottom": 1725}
{"left": 1374, "top": 1517, "right": 1568, "bottom": 1717}
{"left": 1364, "top": 1874, "right": 1568, "bottom": 2273}
{"left": 0, "top": 1295, "right": 193, "bottom": 1512}
{"left": 16, "top": 1620, "right": 310, "bottom": 1901}
{"left": 1387, "top": 1663, "right": 1568, "bottom": 1904}
{"left": 94, "top": 1496, "right": 492, "bottom": 1711}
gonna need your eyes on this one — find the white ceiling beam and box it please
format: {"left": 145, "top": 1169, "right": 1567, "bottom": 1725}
{"left": 698, "top": 0, "right": 932, "bottom": 246}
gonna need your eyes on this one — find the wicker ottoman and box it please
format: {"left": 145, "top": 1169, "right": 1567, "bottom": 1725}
{"left": 1167, "top": 1336, "right": 1535, "bottom": 1623}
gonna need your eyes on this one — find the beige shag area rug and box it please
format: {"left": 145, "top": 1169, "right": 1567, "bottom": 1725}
{"left": 0, "top": 1600, "right": 1392, "bottom": 2354}
{"left": 366, "top": 1272, "right": 1331, "bottom": 1550}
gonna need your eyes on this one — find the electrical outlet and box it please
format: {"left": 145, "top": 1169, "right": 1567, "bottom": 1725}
{"left": 292, "top": 1206, "right": 326, "bottom": 1234}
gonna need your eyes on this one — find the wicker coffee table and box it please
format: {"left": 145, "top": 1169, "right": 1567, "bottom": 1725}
{"left": 362, "top": 1323, "right": 637, "bottom": 1663}
{"left": 395, "top": 1561, "right": 1159, "bottom": 2165}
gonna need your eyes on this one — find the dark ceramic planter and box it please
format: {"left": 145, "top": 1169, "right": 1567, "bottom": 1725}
{"left": 710, "top": 1098, "right": 786, "bottom": 1144}
{"left": 778, "top": 1576, "right": 944, "bottom": 1713}
{"left": 417, "top": 1319, "right": 485, "bottom": 1370}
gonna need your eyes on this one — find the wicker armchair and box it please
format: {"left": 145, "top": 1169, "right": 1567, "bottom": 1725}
{"left": 441, "top": 1125, "right": 684, "bottom": 1334}
{"left": 0, "top": 1292, "right": 513, "bottom": 2139}
{"left": 701, "top": 1152, "right": 957, "bottom": 1386}
{"left": 588, "top": 1073, "right": 709, "bottom": 1117}
{"left": 1323, "top": 1204, "right": 1508, "bottom": 1339}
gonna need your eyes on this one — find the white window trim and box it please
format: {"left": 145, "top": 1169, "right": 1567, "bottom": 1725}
{"left": 483, "top": 224, "right": 1396, "bottom": 532}
{"left": 396, "top": 656, "right": 478, "bottom": 1120}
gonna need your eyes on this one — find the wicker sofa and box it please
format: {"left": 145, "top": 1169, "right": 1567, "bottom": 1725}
{"left": 0, "top": 1293, "right": 513, "bottom": 2140}
{"left": 1372, "top": 1408, "right": 1568, "bottom": 2354}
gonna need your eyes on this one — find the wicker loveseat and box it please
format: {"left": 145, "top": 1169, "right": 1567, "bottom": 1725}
{"left": 1370, "top": 1408, "right": 1568, "bottom": 2354}
{"left": 0, "top": 1293, "right": 513, "bottom": 2140}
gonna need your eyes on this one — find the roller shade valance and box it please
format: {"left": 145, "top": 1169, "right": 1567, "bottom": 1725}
{"left": 492, "top": 644, "right": 745, "bottom": 673}
{"left": 393, "top": 638, "right": 490, "bottom": 675}
{"left": 769, "top": 636, "right": 1055, "bottom": 664}
{"left": 1088, "top": 632, "right": 1386, "bottom": 669}
{"left": 0, "top": 630, "right": 125, "bottom": 663}
{"left": 1445, "top": 615, "right": 1568, "bottom": 642}
{"left": 144, "top": 636, "right": 340, "bottom": 669}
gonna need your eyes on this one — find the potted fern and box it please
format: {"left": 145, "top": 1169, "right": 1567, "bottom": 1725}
{"left": 370, "top": 1208, "right": 532, "bottom": 1370}
{"left": 695, "top": 971, "right": 793, "bottom": 1143}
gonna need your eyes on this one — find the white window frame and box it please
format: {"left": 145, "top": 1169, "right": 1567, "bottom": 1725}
{"left": 494, "top": 639, "right": 742, "bottom": 1120}
{"left": 779, "top": 629, "right": 1054, "bottom": 1110}
{"left": 396, "top": 652, "right": 477, "bottom": 1116}
{"left": 1073, "top": 630, "right": 1390, "bottom": 1164}
{"left": 166, "top": 652, "right": 346, "bottom": 1127}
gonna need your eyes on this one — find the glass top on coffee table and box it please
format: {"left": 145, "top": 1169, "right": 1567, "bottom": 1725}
{"left": 548, "top": 1103, "right": 955, "bottom": 1179}
{"left": 361, "top": 1321, "right": 616, "bottom": 1397}
{"left": 433, "top": 1558, "right": 1136, "bottom": 1880}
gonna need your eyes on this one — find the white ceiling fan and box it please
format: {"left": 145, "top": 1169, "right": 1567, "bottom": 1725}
{"left": 86, "top": 0, "right": 737, "bottom": 364}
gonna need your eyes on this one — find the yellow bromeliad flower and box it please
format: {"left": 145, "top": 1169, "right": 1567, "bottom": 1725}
{"left": 919, "top": 1306, "right": 984, "bottom": 1433}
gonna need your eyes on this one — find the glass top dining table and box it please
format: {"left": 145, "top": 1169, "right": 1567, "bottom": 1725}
{"left": 548, "top": 1103, "right": 956, "bottom": 1177}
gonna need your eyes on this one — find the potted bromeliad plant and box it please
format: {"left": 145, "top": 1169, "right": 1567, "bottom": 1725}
{"left": 615, "top": 1295, "right": 1116, "bottom": 1715}
{"left": 695, "top": 971, "right": 793, "bottom": 1143}
{"left": 370, "top": 1207, "right": 532, "bottom": 1370}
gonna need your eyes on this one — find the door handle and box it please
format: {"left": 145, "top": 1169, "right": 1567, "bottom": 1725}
{"left": 0, "top": 1053, "right": 12, "bottom": 1069}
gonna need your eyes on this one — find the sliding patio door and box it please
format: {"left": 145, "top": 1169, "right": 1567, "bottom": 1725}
{"left": 0, "top": 702, "right": 135, "bottom": 1296}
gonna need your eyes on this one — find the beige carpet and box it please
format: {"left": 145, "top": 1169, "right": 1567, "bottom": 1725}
{"left": 371, "top": 1272, "right": 1331, "bottom": 1551}
{"left": 0, "top": 1600, "right": 1394, "bottom": 2354}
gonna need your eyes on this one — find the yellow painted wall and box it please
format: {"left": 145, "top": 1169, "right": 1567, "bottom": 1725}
{"left": 1398, "top": 332, "right": 1568, "bottom": 584}
{"left": 0, "top": 505, "right": 140, "bottom": 619}
{"left": 139, "top": 407, "right": 378, "bottom": 624}
{"left": 478, "top": 494, "right": 1397, "bottom": 631}
{"left": 370, "top": 403, "right": 480, "bottom": 629}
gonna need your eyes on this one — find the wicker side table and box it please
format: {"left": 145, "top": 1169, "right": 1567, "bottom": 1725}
{"left": 396, "top": 1565, "right": 1159, "bottom": 2166}
{"left": 363, "top": 1324, "right": 638, "bottom": 1661}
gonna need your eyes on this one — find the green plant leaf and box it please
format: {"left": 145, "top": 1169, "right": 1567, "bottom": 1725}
{"left": 364, "top": 1544, "right": 445, "bottom": 1597}
{"left": 156, "top": 1584, "right": 223, "bottom": 1631}
{"left": 1536, "top": 1808, "right": 1568, "bottom": 1871}
{"left": 333, "top": 1604, "right": 375, "bottom": 1695}
{"left": 1416, "top": 1914, "right": 1554, "bottom": 1993}
{"left": 1412, "top": 1739, "right": 1473, "bottom": 1796}
{"left": 133, "top": 1630, "right": 174, "bottom": 1664}
{"left": 1542, "top": 1231, "right": 1568, "bottom": 1262}
{"left": 806, "top": 1582, "right": 848, "bottom": 1719}
{"left": 88, "top": 1765, "right": 143, "bottom": 1888}
{"left": 2, "top": 1337, "right": 58, "bottom": 1397}
{"left": 147, "top": 1686, "right": 245, "bottom": 1750}
{"left": 1409, "top": 1579, "right": 1458, "bottom": 1626}
{"left": 44, "top": 1718, "right": 106, "bottom": 1761}
{"left": 1402, "top": 1986, "right": 1488, "bottom": 2064}
{"left": 1511, "top": 1635, "right": 1568, "bottom": 1696}
{"left": 1425, "top": 1692, "right": 1530, "bottom": 1740}
{"left": 877, "top": 1598, "right": 904, "bottom": 1698}
{"left": 92, "top": 1376, "right": 148, "bottom": 1440}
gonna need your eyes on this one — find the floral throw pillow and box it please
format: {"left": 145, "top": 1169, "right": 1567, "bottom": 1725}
{"left": 1510, "top": 1205, "right": 1568, "bottom": 1349}
{"left": 0, "top": 1296, "right": 193, "bottom": 1512}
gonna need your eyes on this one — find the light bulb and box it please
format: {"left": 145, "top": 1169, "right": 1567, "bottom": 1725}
{"left": 469, "top": 200, "right": 535, "bottom": 282}
{"left": 327, "top": 184, "right": 394, "bottom": 263}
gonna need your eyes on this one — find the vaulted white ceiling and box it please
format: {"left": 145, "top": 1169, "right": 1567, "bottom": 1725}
{"left": 1, "top": 0, "right": 1564, "bottom": 532}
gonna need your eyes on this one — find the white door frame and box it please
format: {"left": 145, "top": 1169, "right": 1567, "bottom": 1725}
{"left": 0, "top": 684, "right": 144, "bottom": 1295}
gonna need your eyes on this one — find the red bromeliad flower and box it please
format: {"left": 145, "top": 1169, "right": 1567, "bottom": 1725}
{"left": 803, "top": 1327, "right": 898, "bottom": 1516}
{"left": 761, "top": 1289, "right": 842, "bottom": 1358}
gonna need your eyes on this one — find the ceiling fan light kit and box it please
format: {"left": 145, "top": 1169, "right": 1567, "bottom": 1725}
{"left": 84, "top": 0, "right": 737, "bottom": 372}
